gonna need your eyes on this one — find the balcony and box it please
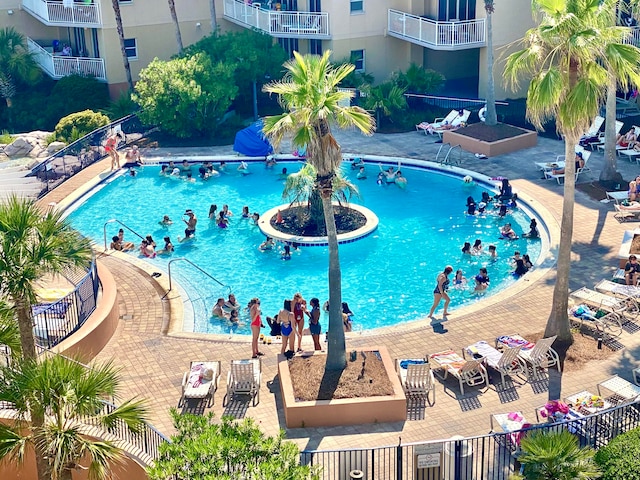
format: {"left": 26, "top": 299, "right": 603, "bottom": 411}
{"left": 223, "top": 0, "right": 330, "bottom": 39}
{"left": 22, "top": 0, "right": 102, "bottom": 28}
{"left": 388, "top": 9, "right": 485, "bottom": 51}
{"left": 28, "top": 38, "right": 106, "bottom": 81}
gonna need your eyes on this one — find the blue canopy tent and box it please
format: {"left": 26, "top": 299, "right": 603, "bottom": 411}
{"left": 233, "top": 121, "right": 273, "bottom": 157}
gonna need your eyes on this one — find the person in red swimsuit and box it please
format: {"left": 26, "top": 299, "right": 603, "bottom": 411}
{"left": 249, "top": 298, "right": 264, "bottom": 358}
{"left": 292, "top": 292, "right": 306, "bottom": 352}
{"left": 104, "top": 132, "right": 121, "bottom": 171}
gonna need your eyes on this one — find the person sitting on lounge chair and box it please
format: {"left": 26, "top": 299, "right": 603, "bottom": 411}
{"left": 551, "top": 152, "right": 584, "bottom": 175}
{"left": 625, "top": 254, "right": 640, "bottom": 285}
{"left": 617, "top": 128, "right": 637, "bottom": 148}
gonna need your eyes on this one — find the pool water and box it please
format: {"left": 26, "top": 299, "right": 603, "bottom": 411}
{"left": 66, "top": 161, "right": 542, "bottom": 335}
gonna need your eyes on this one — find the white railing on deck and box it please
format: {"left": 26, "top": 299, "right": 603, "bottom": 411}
{"left": 626, "top": 27, "right": 640, "bottom": 46}
{"left": 22, "top": 0, "right": 102, "bottom": 27}
{"left": 223, "top": 0, "right": 330, "bottom": 38}
{"left": 388, "top": 9, "right": 485, "bottom": 50}
{"left": 28, "top": 38, "right": 107, "bottom": 81}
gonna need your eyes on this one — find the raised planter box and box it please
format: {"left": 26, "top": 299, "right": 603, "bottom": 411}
{"left": 278, "top": 346, "right": 406, "bottom": 428}
{"left": 443, "top": 127, "right": 538, "bottom": 157}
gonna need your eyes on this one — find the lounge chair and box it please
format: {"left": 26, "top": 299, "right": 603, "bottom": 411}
{"left": 617, "top": 95, "right": 640, "bottom": 115}
{"left": 496, "top": 334, "right": 560, "bottom": 381}
{"left": 415, "top": 109, "right": 460, "bottom": 135}
{"left": 594, "top": 120, "right": 624, "bottom": 151}
{"left": 429, "top": 349, "right": 488, "bottom": 395}
{"left": 595, "top": 279, "right": 640, "bottom": 298}
{"left": 432, "top": 109, "right": 471, "bottom": 139}
{"left": 570, "top": 286, "right": 640, "bottom": 320}
{"left": 543, "top": 147, "right": 591, "bottom": 185}
{"left": 463, "top": 341, "right": 526, "bottom": 388}
{"left": 569, "top": 304, "right": 623, "bottom": 339}
{"left": 597, "top": 375, "right": 640, "bottom": 404}
{"left": 179, "top": 361, "right": 221, "bottom": 407}
{"left": 224, "top": 358, "right": 261, "bottom": 406}
{"left": 395, "top": 358, "right": 436, "bottom": 405}
{"left": 579, "top": 115, "right": 605, "bottom": 144}
{"left": 614, "top": 203, "right": 640, "bottom": 222}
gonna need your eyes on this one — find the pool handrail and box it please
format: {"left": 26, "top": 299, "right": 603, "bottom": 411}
{"left": 103, "top": 218, "right": 146, "bottom": 250}
{"left": 167, "top": 257, "right": 231, "bottom": 293}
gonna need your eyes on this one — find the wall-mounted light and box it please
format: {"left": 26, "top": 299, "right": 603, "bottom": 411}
{"left": 196, "top": 22, "right": 201, "bottom": 28}
{"left": 7, "top": 9, "right": 14, "bottom": 15}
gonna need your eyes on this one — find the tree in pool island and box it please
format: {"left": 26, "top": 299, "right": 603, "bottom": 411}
{"left": 262, "top": 51, "right": 375, "bottom": 370}
{"left": 504, "top": 0, "right": 640, "bottom": 354}
{"left": 0, "top": 195, "right": 92, "bottom": 480}
{"left": 0, "top": 355, "right": 148, "bottom": 480}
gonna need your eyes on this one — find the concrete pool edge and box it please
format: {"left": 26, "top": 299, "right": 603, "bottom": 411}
{"left": 55, "top": 155, "right": 559, "bottom": 343}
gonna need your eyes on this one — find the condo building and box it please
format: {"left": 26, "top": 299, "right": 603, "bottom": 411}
{"left": 0, "top": 0, "right": 535, "bottom": 99}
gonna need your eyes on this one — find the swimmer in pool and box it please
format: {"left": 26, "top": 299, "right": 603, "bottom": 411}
{"left": 238, "top": 161, "right": 250, "bottom": 175}
{"left": 379, "top": 164, "right": 396, "bottom": 183}
{"left": 454, "top": 269, "right": 466, "bottom": 286}
{"left": 252, "top": 212, "right": 260, "bottom": 225}
{"left": 281, "top": 244, "right": 291, "bottom": 260}
{"left": 395, "top": 170, "right": 407, "bottom": 188}
{"left": 157, "top": 236, "right": 174, "bottom": 255}
{"left": 259, "top": 236, "right": 275, "bottom": 251}
{"left": 357, "top": 166, "right": 367, "bottom": 180}
{"left": 241, "top": 206, "right": 250, "bottom": 218}
{"left": 474, "top": 268, "right": 490, "bottom": 291}
{"left": 500, "top": 223, "right": 518, "bottom": 240}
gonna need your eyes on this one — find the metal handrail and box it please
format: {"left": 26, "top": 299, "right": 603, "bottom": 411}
{"left": 103, "top": 219, "right": 145, "bottom": 250}
{"left": 167, "top": 258, "right": 230, "bottom": 293}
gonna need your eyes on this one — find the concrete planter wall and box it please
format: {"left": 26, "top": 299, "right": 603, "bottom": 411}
{"left": 444, "top": 128, "right": 538, "bottom": 157}
{"left": 278, "top": 346, "right": 406, "bottom": 428}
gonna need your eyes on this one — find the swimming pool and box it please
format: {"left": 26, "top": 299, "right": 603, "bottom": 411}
{"left": 66, "top": 160, "right": 543, "bottom": 335}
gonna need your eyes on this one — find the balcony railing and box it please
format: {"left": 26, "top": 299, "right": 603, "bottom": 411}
{"left": 625, "top": 26, "right": 640, "bottom": 45}
{"left": 22, "top": 0, "right": 102, "bottom": 27}
{"left": 388, "top": 9, "right": 485, "bottom": 51}
{"left": 28, "top": 38, "right": 106, "bottom": 81}
{"left": 223, "top": 0, "right": 330, "bottom": 39}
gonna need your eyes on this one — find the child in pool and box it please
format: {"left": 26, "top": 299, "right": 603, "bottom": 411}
{"left": 159, "top": 215, "right": 173, "bottom": 226}
{"left": 454, "top": 269, "right": 466, "bottom": 286}
{"left": 281, "top": 244, "right": 291, "bottom": 260}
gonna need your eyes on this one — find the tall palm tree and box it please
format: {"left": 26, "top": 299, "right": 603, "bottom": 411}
{"left": 504, "top": 0, "right": 640, "bottom": 349}
{"left": 167, "top": 0, "right": 184, "bottom": 54}
{"left": 111, "top": 0, "right": 134, "bottom": 91}
{"left": 209, "top": 0, "right": 218, "bottom": 32}
{"left": 513, "top": 429, "right": 600, "bottom": 480}
{"left": 263, "top": 51, "right": 375, "bottom": 370}
{"left": 483, "top": 1, "right": 498, "bottom": 125}
{"left": 0, "top": 355, "right": 148, "bottom": 480}
{"left": 0, "top": 27, "right": 41, "bottom": 109}
{"left": 0, "top": 300, "right": 20, "bottom": 363}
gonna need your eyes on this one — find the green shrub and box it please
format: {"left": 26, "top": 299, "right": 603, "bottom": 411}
{"left": 595, "top": 427, "right": 640, "bottom": 479}
{"left": 54, "top": 109, "right": 110, "bottom": 143}
{"left": 47, "top": 75, "right": 110, "bottom": 120}
{"left": 0, "top": 130, "right": 13, "bottom": 144}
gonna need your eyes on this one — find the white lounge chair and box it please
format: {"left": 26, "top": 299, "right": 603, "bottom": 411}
{"left": 464, "top": 341, "right": 526, "bottom": 388}
{"left": 225, "top": 358, "right": 261, "bottom": 406}
{"left": 432, "top": 109, "right": 471, "bottom": 139}
{"left": 617, "top": 95, "right": 640, "bottom": 115}
{"left": 597, "top": 375, "right": 640, "bottom": 404}
{"left": 570, "top": 286, "right": 640, "bottom": 320}
{"left": 594, "top": 120, "right": 624, "bottom": 151}
{"left": 595, "top": 279, "right": 640, "bottom": 298}
{"left": 415, "top": 109, "right": 459, "bottom": 135}
{"left": 395, "top": 358, "right": 436, "bottom": 405}
{"left": 429, "top": 349, "right": 488, "bottom": 395}
{"left": 580, "top": 115, "right": 605, "bottom": 140}
{"left": 544, "top": 147, "right": 591, "bottom": 185}
{"left": 568, "top": 304, "right": 623, "bottom": 339}
{"left": 517, "top": 335, "right": 561, "bottom": 380}
{"left": 179, "top": 361, "right": 221, "bottom": 407}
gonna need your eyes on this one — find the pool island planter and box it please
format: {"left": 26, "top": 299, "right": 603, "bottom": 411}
{"left": 278, "top": 346, "right": 407, "bottom": 428}
{"left": 443, "top": 127, "right": 538, "bottom": 157}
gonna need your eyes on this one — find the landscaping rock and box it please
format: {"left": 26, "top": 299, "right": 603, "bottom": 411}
{"left": 47, "top": 142, "right": 66, "bottom": 154}
{"left": 4, "top": 137, "right": 35, "bottom": 157}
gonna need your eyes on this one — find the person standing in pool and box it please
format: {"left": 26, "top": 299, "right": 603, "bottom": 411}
{"left": 182, "top": 209, "right": 197, "bottom": 239}
{"left": 428, "top": 265, "right": 453, "bottom": 319}
{"left": 307, "top": 297, "right": 322, "bottom": 350}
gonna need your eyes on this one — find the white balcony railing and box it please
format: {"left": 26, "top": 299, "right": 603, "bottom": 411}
{"left": 22, "top": 0, "right": 102, "bottom": 27}
{"left": 28, "top": 38, "right": 106, "bottom": 81}
{"left": 388, "top": 9, "right": 485, "bottom": 51}
{"left": 223, "top": 0, "right": 330, "bottom": 39}
{"left": 625, "top": 27, "right": 640, "bottom": 46}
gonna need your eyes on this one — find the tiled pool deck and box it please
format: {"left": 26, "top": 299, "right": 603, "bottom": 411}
{"left": 39, "top": 129, "right": 640, "bottom": 452}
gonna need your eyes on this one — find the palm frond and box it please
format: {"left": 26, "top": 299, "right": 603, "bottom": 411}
{"left": 100, "top": 399, "right": 148, "bottom": 434}
{"left": 0, "top": 424, "right": 27, "bottom": 462}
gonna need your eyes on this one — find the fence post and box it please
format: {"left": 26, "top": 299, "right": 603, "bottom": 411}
{"left": 454, "top": 439, "right": 461, "bottom": 480}
{"left": 396, "top": 439, "right": 403, "bottom": 480}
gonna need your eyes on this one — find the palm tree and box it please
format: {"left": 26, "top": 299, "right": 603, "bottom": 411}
{"left": 263, "top": 51, "right": 375, "bottom": 370}
{"left": 0, "top": 355, "right": 148, "bottom": 480}
{"left": 282, "top": 163, "right": 359, "bottom": 231}
{"left": 513, "top": 429, "right": 600, "bottom": 480}
{"left": 0, "top": 27, "right": 41, "bottom": 109}
{"left": 361, "top": 82, "right": 407, "bottom": 128}
{"left": 209, "top": 0, "right": 217, "bottom": 32}
{"left": 483, "top": 1, "right": 498, "bottom": 126}
{"left": 504, "top": 0, "right": 640, "bottom": 350}
{"left": 393, "top": 63, "right": 445, "bottom": 94}
{"left": 111, "top": 0, "right": 134, "bottom": 91}
{"left": 167, "top": 0, "right": 184, "bottom": 54}
{"left": 0, "top": 300, "right": 20, "bottom": 363}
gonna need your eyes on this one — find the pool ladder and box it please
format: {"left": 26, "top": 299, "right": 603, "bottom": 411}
{"left": 436, "top": 143, "right": 462, "bottom": 166}
{"left": 103, "top": 218, "right": 145, "bottom": 249}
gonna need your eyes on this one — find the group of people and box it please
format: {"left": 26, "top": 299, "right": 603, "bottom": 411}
{"left": 350, "top": 159, "right": 407, "bottom": 188}
{"left": 465, "top": 179, "right": 518, "bottom": 218}
{"left": 109, "top": 229, "right": 173, "bottom": 258}
{"left": 103, "top": 131, "right": 142, "bottom": 172}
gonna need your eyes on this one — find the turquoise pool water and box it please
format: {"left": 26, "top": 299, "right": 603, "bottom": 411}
{"left": 66, "top": 161, "right": 542, "bottom": 335}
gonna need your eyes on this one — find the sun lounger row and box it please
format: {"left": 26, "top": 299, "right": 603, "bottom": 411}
{"left": 395, "top": 334, "right": 560, "bottom": 399}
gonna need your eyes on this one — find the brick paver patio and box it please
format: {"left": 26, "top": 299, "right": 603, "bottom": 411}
{"left": 40, "top": 129, "right": 640, "bottom": 452}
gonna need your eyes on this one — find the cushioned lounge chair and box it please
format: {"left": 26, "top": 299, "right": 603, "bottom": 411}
{"left": 416, "top": 110, "right": 459, "bottom": 135}
{"left": 179, "top": 360, "right": 221, "bottom": 407}
{"left": 429, "top": 349, "right": 488, "bottom": 395}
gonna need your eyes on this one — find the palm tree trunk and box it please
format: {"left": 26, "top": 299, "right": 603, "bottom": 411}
{"left": 111, "top": 0, "right": 134, "bottom": 91}
{"left": 600, "top": 75, "right": 619, "bottom": 184}
{"left": 209, "top": 0, "right": 218, "bottom": 32}
{"left": 322, "top": 192, "right": 346, "bottom": 371}
{"left": 484, "top": 9, "right": 498, "bottom": 126}
{"left": 16, "top": 303, "right": 50, "bottom": 480}
{"left": 167, "top": 0, "right": 184, "bottom": 54}
{"left": 309, "top": 189, "right": 324, "bottom": 232}
{"left": 544, "top": 135, "right": 576, "bottom": 348}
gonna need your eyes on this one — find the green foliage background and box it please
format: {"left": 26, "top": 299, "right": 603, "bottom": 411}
{"left": 594, "top": 427, "right": 640, "bottom": 480}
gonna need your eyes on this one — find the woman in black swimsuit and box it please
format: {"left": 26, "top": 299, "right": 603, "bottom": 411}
{"left": 428, "top": 265, "right": 453, "bottom": 320}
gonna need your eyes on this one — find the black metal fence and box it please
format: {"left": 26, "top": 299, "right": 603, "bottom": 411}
{"left": 33, "top": 257, "right": 99, "bottom": 349}
{"left": 30, "top": 114, "right": 148, "bottom": 198}
{"left": 300, "top": 400, "right": 640, "bottom": 480}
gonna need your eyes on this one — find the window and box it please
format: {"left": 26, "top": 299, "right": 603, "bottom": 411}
{"left": 350, "top": 0, "right": 363, "bottom": 13}
{"left": 119, "top": 0, "right": 133, "bottom": 3}
{"left": 124, "top": 38, "right": 137, "bottom": 59}
{"left": 350, "top": 50, "right": 364, "bottom": 72}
